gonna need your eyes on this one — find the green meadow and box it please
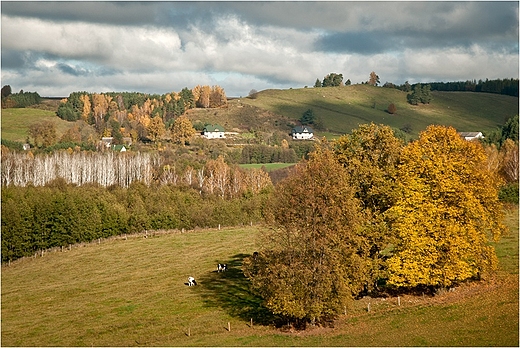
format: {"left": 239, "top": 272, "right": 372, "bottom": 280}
{"left": 239, "top": 163, "right": 295, "bottom": 172}
{"left": 2, "top": 207, "right": 518, "bottom": 346}
{"left": 1, "top": 107, "right": 75, "bottom": 143}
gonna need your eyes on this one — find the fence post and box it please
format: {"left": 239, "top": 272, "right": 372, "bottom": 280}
{"left": 188, "top": 327, "right": 190, "bottom": 337}
{"left": 227, "top": 322, "right": 230, "bottom": 331}
{"left": 398, "top": 296, "right": 401, "bottom": 306}
{"left": 219, "top": 224, "right": 221, "bottom": 230}
{"left": 367, "top": 302, "right": 371, "bottom": 312}
{"left": 250, "top": 318, "right": 253, "bottom": 328}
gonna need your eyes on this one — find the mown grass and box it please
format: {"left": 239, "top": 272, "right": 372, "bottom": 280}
{"left": 1, "top": 208, "right": 518, "bottom": 346}
{"left": 1, "top": 107, "right": 75, "bottom": 142}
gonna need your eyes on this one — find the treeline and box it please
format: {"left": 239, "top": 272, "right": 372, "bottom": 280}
{"left": 55, "top": 85, "right": 227, "bottom": 143}
{"left": 428, "top": 78, "right": 519, "bottom": 97}
{"left": 1, "top": 86, "right": 42, "bottom": 108}
{"left": 1, "top": 182, "right": 270, "bottom": 262}
{"left": 383, "top": 78, "right": 519, "bottom": 97}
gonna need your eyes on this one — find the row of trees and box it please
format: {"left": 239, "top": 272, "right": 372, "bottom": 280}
{"left": 244, "top": 123, "right": 509, "bottom": 327}
{"left": 0, "top": 149, "right": 273, "bottom": 197}
{"left": 382, "top": 78, "right": 519, "bottom": 97}
{"left": 1, "top": 182, "right": 270, "bottom": 263}
{"left": 427, "top": 78, "right": 519, "bottom": 97}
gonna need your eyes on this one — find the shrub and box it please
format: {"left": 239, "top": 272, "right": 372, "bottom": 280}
{"left": 499, "top": 182, "right": 519, "bottom": 204}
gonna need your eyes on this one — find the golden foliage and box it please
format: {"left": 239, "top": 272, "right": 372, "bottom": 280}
{"left": 386, "top": 125, "right": 505, "bottom": 288}
{"left": 170, "top": 115, "right": 196, "bottom": 145}
{"left": 147, "top": 116, "right": 166, "bottom": 142}
{"left": 79, "top": 94, "right": 91, "bottom": 122}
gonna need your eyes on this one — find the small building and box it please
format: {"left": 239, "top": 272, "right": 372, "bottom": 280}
{"left": 292, "top": 125, "right": 314, "bottom": 140}
{"left": 101, "top": 137, "right": 114, "bottom": 148}
{"left": 458, "top": 132, "right": 484, "bottom": 141}
{"left": 111, "top": 144, "right": 127, "bottom": 152}
{"left": 203, "top": 124, "right": 225, "bottom": 139}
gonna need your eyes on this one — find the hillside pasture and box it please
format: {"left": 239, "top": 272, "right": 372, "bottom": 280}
{"left": 1, "top": 107, "right": 76, "bottom": 143}
{"left": 1, "top": 207, "right": 518, "bottom": 346}
{"left": 240, "top": 85, "right": 519, "bottom": 136}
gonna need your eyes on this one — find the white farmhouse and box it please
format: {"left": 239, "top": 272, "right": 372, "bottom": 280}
{"left": 292, "top": 125, "right": 314, "bottom": 140}
{"left": 203, "top": 124, "right": 225, "bottom": 139}
{"left": 458, "top": 131, "right": 484, "bottom": 141}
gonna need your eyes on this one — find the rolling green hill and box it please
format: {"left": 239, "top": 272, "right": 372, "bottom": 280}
{"left": 235, "top": 85, "right": 519, "bottom": 137}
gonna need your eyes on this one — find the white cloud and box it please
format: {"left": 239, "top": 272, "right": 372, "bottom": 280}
{"left": 1, "top": 2, "right": 518, "bottom": 97}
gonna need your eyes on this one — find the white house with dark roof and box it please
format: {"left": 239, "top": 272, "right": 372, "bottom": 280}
{"left": 202, "top": 124, "right": 225, "bottom": 139}
{"left": 292, "top": 125, "right": 314, "bottom": 140}
{"left": 458, "top": 131, "right": 484, "bottom": 141}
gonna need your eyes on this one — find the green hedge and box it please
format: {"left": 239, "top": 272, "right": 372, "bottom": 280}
{"left": 1, "top": 181, "right": 270, "bottom": 262}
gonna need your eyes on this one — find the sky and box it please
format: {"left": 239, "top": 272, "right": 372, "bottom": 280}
{"left": 1, "top": 1, "right": 519, "bottom": 97}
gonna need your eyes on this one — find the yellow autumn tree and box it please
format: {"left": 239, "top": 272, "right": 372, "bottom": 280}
{"left": 79, "top": 94, "right": 91, "bottom": 122}
{"left": 147, "top": 116, "right": 166, "bottom": 142}
{"left": 385, "top": 125, "right": 505, "bottom": 289}
{"left": 171, "top": 115, "right": 196, "bottom": 145}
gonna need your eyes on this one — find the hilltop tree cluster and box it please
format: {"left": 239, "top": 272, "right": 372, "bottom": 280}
{"left": 314, "top": 73, "right": 351, "bottom": 87}
{"left": 244, "top": 123, "right": 506, "bottom": 327}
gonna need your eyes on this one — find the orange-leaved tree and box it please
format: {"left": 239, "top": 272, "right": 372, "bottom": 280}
{"left": 243, "top": 146, "right": 369, "bottom": 326}
{"left": 385, "top": 125, "right": 505, "bottom": 288}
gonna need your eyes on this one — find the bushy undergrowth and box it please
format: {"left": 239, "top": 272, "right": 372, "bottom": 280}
{"left": 499, "top": 182, "right": 519, "bottom": 204}
{"left": 1, "top": 180, "right": 270, "bottom": 262}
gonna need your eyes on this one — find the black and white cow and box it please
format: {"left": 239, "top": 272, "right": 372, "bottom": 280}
{"left": 217, "top": 263, "right": 227, "bottom": 272}
{"left": 187, "top": 276, "right": 197, "bottom": 286}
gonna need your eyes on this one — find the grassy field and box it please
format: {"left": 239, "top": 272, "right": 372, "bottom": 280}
{"left": 2, "top": 207, "right": 518, "bottom": 346}
{"left": 239, "top": 163, "right": 296, "bottom": 172}
{"left": 1, "top": 107, "right": 76, "bottom": 143}
{"left": 238, "top": 85, "right": 519, "bottom": 137}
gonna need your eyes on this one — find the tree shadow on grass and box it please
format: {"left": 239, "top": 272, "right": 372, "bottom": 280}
{"left": 196, "top": 253, "right": 279, "bottom": 326}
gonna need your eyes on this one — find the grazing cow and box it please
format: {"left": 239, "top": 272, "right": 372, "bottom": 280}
{"left": 188, "top": 276, "right": 197, "bottom": 286}
{"left": 217, "top": 263, "right": 227, "bottom": 272}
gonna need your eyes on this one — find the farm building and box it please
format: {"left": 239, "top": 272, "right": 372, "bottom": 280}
{"left": 458, "top": 131, "right": 484, "bottom": 141}
{"left": 292, "top": 125, "right": 314, "bottom": 140}
{"left": 203, "top": 124, "right": 225, "bottom": 139}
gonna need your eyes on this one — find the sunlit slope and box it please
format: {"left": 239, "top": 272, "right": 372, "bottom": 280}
{"left": 239, "top": 85, "right": 519, "bottom": 136}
